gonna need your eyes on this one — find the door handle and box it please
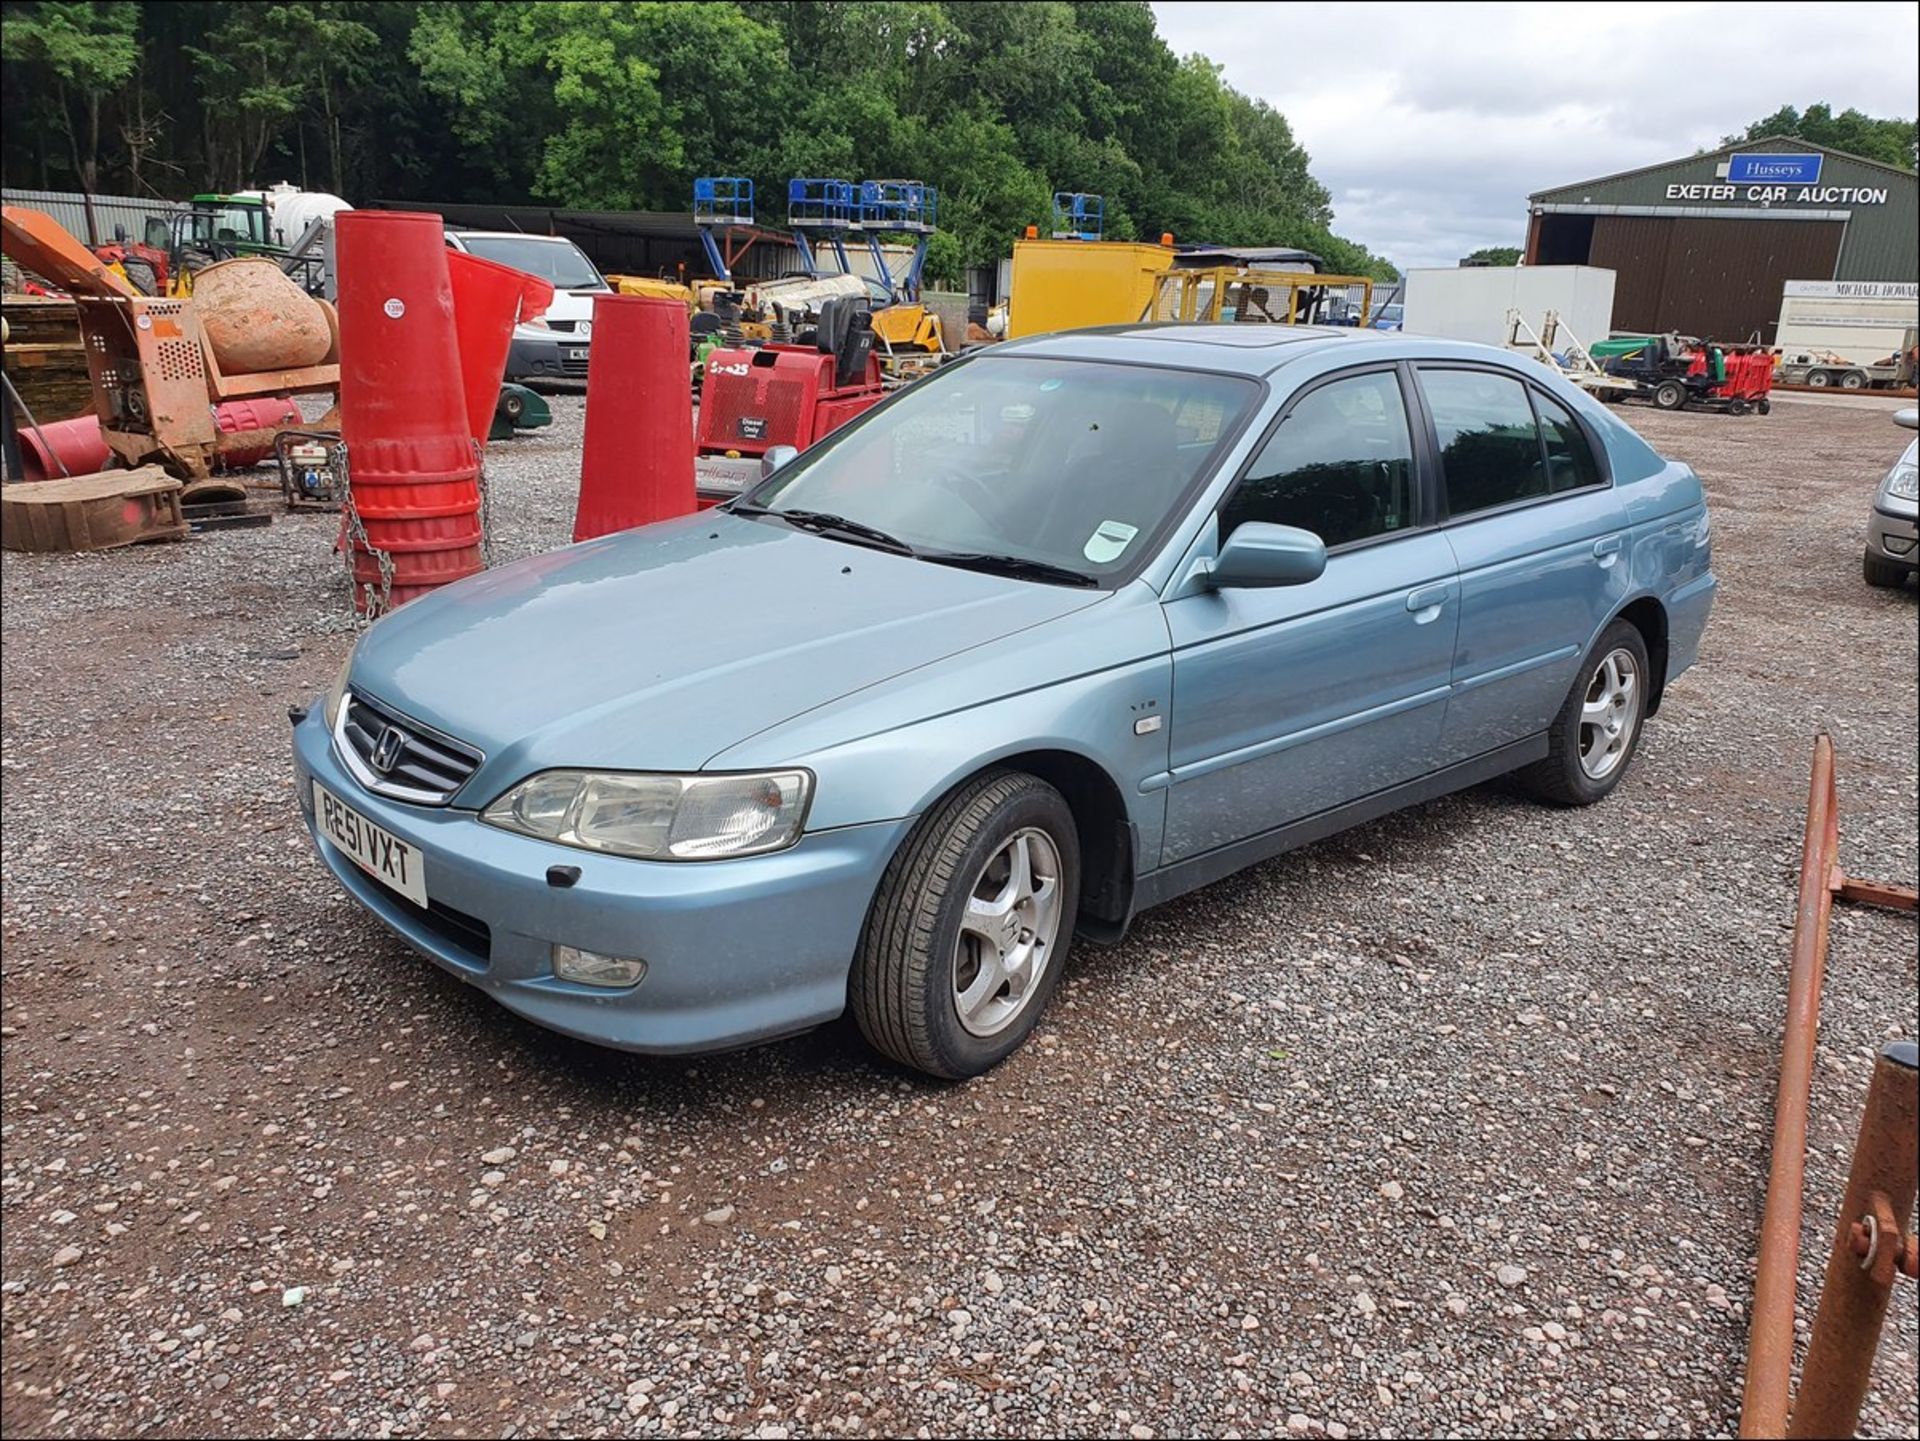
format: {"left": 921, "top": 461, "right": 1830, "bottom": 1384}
{"left": 1593, "top": 535, "right": 1624, "bottom": 567}
{"left": 1406, "top": 583, "right": 1452, "bottom": 620}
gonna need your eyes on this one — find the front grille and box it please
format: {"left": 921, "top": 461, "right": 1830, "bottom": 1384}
{"left": 337, "top": 690, "right": 483, "bottom": 806}
{"left": 548, "top": 319, "right": 578, "bottom": 333}
{"left": 397, "top": 892, "right": 492, "bottom": 963}
{"left": 561, "top": 352, "right": 590, "bottom": 375}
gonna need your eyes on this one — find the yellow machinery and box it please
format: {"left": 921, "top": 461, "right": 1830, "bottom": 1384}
{"left": 869, "top": 303, "right": 946, "bottom": 380}
{"left": 607, "top": 273, "right": 692, "bottom": 306}
{"left": 1005, "top": 236, "right": 1175, "bottom": 339}
{"left": 1143, "top": 266, "right": 1374, "bottom": 327}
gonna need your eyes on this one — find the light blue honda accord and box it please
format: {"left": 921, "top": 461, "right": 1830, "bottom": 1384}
{"left": 292, "top": 324, "right": 1715, "bottom": 1078}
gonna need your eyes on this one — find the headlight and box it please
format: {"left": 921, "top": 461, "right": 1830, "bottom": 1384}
{"left": 481, "top": 770, "right": 812, "bottom": 860}
{"left": 1883, "top": 463, "right": 1919, "bottom": 502}
{"left": 323, "top": 649, "right": 354, "bottom": 729}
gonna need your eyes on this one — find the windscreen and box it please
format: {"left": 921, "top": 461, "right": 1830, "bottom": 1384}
{"left": 460, "top": 236, "right": 605, "bottom": 289}
{"left": 746, "top": 355, "right": 1258, "bottom": 581}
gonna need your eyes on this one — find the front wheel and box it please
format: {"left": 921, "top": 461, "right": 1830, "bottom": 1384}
{"left": 1806, "top": 369, "right": 1833, "bottom": 388}
{"left": 851, "top": 772, "right": 1080, "bottom": 1079}
{"left": 1864, "top": 549, "right": 1910, "bottom": 588}
{"left": 1520, "top": 621, "right": 1651, "bottom": 806}
{"left": 1839, "top": 371, "right": 1868, "bottom": 391}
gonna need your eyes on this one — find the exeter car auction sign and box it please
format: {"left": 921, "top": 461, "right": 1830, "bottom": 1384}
{"left": 1664, "top": 152, "right": 1891, "bottom": 206}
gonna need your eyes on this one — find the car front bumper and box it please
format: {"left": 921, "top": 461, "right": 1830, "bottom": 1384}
{"left": 1867, "top": 505, "right": 1918, "bottom": 571}
{"left": 506, "top": 333, "right": 590, "bottom": 381}
{"left": 291, "top": 704, "right": 909, "bottom": 1054}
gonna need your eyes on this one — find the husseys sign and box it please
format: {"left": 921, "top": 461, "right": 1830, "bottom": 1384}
{"left": 1665, "top": 152, "right": 1891, "bottom": 206}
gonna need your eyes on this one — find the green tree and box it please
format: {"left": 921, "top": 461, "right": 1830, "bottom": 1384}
{"left": 1724, "top": 104, "right": 1918, "bottom": 170}
{"left": 1463, "top": 246, "right": 1521, "bottom": 266}
{"left": 0, "top": 0, "right": 139, "bottom": 196}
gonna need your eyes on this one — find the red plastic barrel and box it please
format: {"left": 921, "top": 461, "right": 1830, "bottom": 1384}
{"left": 447, "top": 249, "right": 555, "bottom": 453}
{"left": 212, "top": 396, "right": 301, "bottom": 470}
{"left": 575, "top": 294, "right": 694, "bottom": 541}
{"left": 335, "top": 209, "right": 482, "bottom": 611}
{"left": 16, "top": 414, "right": 110, "bottom": 482}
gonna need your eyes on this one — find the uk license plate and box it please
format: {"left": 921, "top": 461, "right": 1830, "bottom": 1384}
{"left": 565, "top": 347, "right": 589, "bottom": 362}
{"left": 314, "top": 780, "right": 427, "bottom": 907}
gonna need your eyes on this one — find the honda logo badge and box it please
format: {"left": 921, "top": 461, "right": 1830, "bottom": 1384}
{"left": 370, "top": 725, "right": 406, "bottom": 775}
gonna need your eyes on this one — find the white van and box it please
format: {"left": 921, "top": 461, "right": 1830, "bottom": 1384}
{"left": 444, "top": 230, "right": 610, "bottom": 381}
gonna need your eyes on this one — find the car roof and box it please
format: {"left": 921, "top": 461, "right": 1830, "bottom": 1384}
{"left": 995, "top": 323, "right": 1524, "bottom": 378}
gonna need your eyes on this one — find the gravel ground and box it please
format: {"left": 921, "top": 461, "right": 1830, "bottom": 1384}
{"left": 2, "top": 391, "right": 1915, "bottom": 1440}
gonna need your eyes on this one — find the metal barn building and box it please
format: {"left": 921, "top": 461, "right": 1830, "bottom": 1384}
{"left": 1525, "top": 137, "right": 1917, "bottom": 343}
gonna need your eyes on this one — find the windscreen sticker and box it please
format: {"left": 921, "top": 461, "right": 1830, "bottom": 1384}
{"left": 1083, "top": 520, "right": 1139, "bottom": 564}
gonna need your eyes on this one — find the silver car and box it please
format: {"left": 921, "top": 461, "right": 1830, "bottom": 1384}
{"left": 1865, "top": 408, "right": 1919, "bottom": 588}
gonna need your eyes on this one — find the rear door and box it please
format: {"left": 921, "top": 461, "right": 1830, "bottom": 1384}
{"left": 1160, "top": 365, "right": 1458, "bottom": 862}
{"left": 1414, "top": 367, "right": 1630, "bottom": 760}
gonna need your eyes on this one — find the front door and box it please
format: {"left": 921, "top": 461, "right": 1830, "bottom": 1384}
{"left": 1161, "top": 367, "right": 1458, "bottom": 863}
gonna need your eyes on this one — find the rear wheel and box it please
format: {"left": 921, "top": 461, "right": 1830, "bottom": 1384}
{"left": 1839, "top": 370, "right": 1868, "bottom": 391}
{"left": 851, "top": 772, "right": 1079, "bottom": 1079}
{"left": 1806, "top": 369, "right": 1833, "bottom": 388}
{"left": 1520, "top": 621, "right": 1651, "bottom": 806}
{"left": 1653, "top": 380, "right": 1687, "bottom": 411}
{"left": 1864, "top": 549, "right": 1910, "bottom": 588}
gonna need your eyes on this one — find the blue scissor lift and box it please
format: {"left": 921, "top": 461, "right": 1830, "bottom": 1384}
{"left": 787, "top": 178, "right": 939, "bottom": 302}
{"left": 1051, "top": 192, "right": 1105, "bottom": 241}
{"left": 692, "top": 176, "right": 757, "bottom": 283}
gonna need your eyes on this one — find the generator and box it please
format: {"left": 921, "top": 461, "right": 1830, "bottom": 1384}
{"left": 693, "top": 298, "right": 883, "bottom": 504}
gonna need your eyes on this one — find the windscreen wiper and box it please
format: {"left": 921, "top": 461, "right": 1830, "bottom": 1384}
{"left": 918, "top": 550, "right": 1099, "bottom": 588}
{"left": 730, "top": 504, "right": 917, "bottom": 557}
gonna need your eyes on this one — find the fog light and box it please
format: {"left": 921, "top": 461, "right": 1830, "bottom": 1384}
{"left": 552, "top": 945, "right": 647, "bottom": 988}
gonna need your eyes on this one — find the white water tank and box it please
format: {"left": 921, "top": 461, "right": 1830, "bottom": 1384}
{"left": 251, "top": 183, "right": 353, "bottom": 247}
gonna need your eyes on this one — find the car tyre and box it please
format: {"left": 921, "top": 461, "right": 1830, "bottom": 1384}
{"left": 1520, "top": 620, "right": 1651, "bottom": 807}
{"left": 1863, "top": 548, "right": 1909, "bottom": 588}
{"left": 850, "top": 771, "right": 1080, "bottom": 1079}
{"left": 1653, "top": 380, "right": 1687, "bottom": 410}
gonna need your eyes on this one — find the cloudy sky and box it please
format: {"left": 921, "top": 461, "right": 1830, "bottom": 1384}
{"left": 1150, "top": 1, "right": 1919, "bottom": 272}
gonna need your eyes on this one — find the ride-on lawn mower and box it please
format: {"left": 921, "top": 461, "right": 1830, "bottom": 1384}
{"left": 693, "top": 297, "right": 884, "bottom": 505}
{"left": 1590, "top": 333, "right": 1773, "bottom": 415}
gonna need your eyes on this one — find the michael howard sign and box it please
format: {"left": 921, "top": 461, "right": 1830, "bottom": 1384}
{"left": 1726, "top": 153, "right": 1823, "bottom": 185}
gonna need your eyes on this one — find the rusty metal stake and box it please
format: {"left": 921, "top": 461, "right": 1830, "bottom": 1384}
{"left": 1787, "top": 1041, "right": 1920, "bottom": 1440}
{"left": 1740, "top": 736, "right": 1841, "bottom": 1439}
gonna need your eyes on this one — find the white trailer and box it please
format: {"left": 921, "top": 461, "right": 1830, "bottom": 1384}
{"left": 1774, "top": 280, "right": 1918, "bottom": 369}
{"left": 1403, "top": 265, "right": 1615, "bottom": 350}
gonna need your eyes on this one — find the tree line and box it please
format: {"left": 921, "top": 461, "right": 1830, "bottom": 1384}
{"left": 0, "top": 0, "right": 1402, "bottom": 282}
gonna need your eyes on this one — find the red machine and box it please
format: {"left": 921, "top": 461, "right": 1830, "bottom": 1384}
{"left": 694, "top": 299, "right": 885, "bottom": 505}
{"left": 1684, "top": 344, "right": 1774, "bottom": 414}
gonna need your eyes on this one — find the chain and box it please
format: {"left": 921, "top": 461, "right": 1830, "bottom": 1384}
{"left": 336, "top": 442, "right": 394, "bottom": 621}
{"left": 473, "top": 438, "right": 493, "bottom": 568}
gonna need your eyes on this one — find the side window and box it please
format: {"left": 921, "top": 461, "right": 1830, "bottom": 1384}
{"left": 1421, "top": 368, "right": 1548, "bottom": 517}
{"left": 1220, "top": 370, "right": 1417, "bottom": 549}
{"left": 1533, "top": 391, "right": 1602, "bottom": 493}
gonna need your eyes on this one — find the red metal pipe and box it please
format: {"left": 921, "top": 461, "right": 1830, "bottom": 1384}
{"left": 1787, "top": 1041, "right": 1920, "bottom": 1439}
{"left": 1740, "top": 734, "right": 1839, "bottom": 1439}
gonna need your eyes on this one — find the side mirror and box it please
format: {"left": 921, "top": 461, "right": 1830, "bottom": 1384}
{"left": 1894, "top": 408, "right": 1918, "bottom": 432}
{"left": 760, "top": 444, "right": 799, "bottom": 479}
{"left": 1208, "top": 522, "right": 1327, "bottom": 589}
